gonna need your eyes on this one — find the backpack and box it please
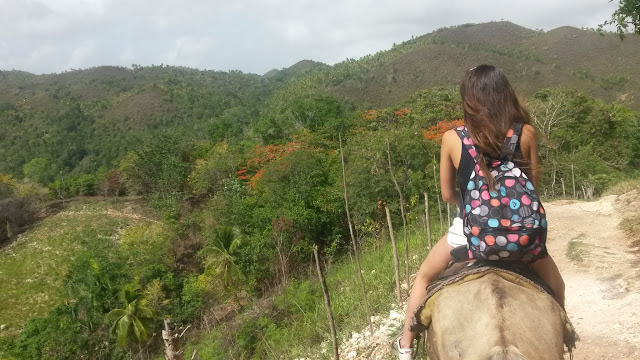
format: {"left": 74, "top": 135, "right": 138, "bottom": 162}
{"left": 455, "top": 124, "right": 548, "bottom": 263}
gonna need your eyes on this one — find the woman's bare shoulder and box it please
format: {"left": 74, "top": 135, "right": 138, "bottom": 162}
{"left": 442, "top": 129, "right": 460, "bottom": 144}
{"left": 521, "top": 124, "right": 536, "bottom": 138}
{"left": 441, "top": 129, "right": 462, "bottom": 162}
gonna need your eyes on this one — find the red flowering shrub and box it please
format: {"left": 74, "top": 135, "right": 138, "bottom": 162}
{"left": 236, "top": 138, "right": 315, "bottom": 188}
{"left": 423, "top": 119, "right": 464, "bottom": 143}
{"left": 393, "top": 108, "right": 411, "bottom": 118}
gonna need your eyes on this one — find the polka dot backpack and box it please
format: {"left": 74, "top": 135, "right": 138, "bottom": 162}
{"left": 455, "top": 124, "right": 548, "bottom": 262}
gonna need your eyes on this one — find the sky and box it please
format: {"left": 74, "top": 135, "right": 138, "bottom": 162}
{"left": 0, "top": 0, "right": 619, "bottom": 75}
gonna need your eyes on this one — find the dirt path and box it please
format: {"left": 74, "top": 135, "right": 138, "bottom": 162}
{"left": 336, "top": 194, "right": 640, "bottom": 359}
{"left": 546, "top": 194, "right": 640, "bottom": 360}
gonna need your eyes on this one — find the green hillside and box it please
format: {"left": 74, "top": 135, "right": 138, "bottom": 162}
{"left": 0, "top": 66, "right": 271, "bottom": 179}
{"left": 2, "top": 22, "right": 639, "bottom": 180}
{"left": 0, "top": 199, "right": 158, "bottom": 336}
{"left": 323, "top": 22, "right": 640, "bottom": 108}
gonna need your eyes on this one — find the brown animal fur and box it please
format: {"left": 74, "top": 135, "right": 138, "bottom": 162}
{"left": 487, "top": 346, "right": 525, "bottom": 360}
{"left": 426, "top": 272, "right": 564, "bottom": 360}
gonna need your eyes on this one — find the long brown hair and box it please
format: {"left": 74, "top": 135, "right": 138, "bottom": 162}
{"left": 460, "top": 65, "right": 531, "bottom": 188}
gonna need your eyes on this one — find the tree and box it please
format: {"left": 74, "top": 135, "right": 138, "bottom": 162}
{"left": 601, "top": 0, "right": 640, "bottom": 38}
{"left": 22, "top": 158, "right": 55, "bottom": 186}
{"left": 105, "top": 286, "right": 154, "bottom": 347}
{"left": 119, "top": 134, "right": 190, "bottom": 198}
{"left": 200, "top": 226, "right": 242, "bottom": 287}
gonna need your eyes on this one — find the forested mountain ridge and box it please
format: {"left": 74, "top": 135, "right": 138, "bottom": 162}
{"left": 1, "top": 21, "right": 639, "bottom": 180}
{"left": 284, "top": 22, "right": 640, "bottom": 109}
{"left": 0, "top": 66, "right": 272, "bottom": 180}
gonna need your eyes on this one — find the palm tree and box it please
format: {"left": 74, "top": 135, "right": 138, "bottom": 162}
{"left": 200, "top": 226, "right": 242, "bottom": 287}
{"left": 105, "top": 285, "right": 154, "bottom": 347}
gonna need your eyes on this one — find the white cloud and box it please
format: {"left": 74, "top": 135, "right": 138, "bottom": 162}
{"left": 0, "top": 0, "right": 110, "bottom": 38}
{"left": 0, "top": 0, "right": 623, "bottom": 74}
{"left": 64, "top": 41, "right": 95, "bottom": 70}
{"left": 161, "top": 36, "right": 215, "bottom": 67}
{"left": 281, "top": 22, "right": 310, "bottom": 45}
{"left": 38, "top": 0, "right": 107, "bottom": 17}
{"left": 119, "top": 47, "right": 135, "bottom": 64}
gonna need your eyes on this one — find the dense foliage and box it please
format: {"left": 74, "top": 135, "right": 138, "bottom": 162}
{"left": 601, "top": 0, "right": 640, "bottom": 38}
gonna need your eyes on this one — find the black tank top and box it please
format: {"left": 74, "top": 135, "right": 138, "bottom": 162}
{"left": 456, "top": 137, "right": 523, "bottom": 217}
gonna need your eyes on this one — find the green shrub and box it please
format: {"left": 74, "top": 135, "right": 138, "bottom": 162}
{"left": 49, "top": 173, "right": 99, "bottom": 198}
{"left": 12, "top": 306, "right": 127, "bottom": 360}
{"left": 176, "top": 275, "right": 208, "bottom": 323}
{"left": 274, "top": 280, "right": 321, "bottom": 316}
{"left": 120, "top": 223, "right": 174, "bottom": 284}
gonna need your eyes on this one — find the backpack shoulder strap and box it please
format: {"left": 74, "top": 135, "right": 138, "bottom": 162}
{"left": 454, "top": 126, "right": 481, "bottom": 165}
{"left": 501, "top": 123, "right": 523, "bottom": 161}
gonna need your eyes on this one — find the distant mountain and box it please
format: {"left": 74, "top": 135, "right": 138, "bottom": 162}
{"left": 284, "top": 22, "right": 640, "bottom": 109}
{"left": 0, "top": 65, "right": 272, "bottom": 176}
{"left": 262, "top": 59, "right": 329, "bottom": 81}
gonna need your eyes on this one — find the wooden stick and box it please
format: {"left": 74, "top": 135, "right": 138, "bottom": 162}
{"left": 571, "top": 164, "right": 576, "bottom": 199}
{"left": 313, "top": 245, "right": 339, "bottom": 360}
{"left": 424, "top": 192, "right": 432, "bottom": 250}
{"left": 338, "top": 133, "right": 373, "bottom": 334}
{"left": 551, "top": 165, "right": 556, "bottom": 197}
{"left": 385, "top": 204, "right": 403, "bottom": 306}
{"left": 386, "top": 138, "right": 410, "bottom": 291}
{"left": 433, "top": 159, "right": 444, "bottom": 235}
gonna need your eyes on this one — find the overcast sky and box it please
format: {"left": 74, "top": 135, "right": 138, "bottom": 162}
{"left": 0, "top": 0, "right": 619, "bottom": 75}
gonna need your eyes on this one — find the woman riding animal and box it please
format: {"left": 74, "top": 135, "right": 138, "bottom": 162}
{"left": 397, "top": 65, "right": 566, "bottom": 359}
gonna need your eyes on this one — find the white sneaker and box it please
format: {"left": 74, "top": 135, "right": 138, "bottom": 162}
{"left": 396, "top": 337, "right": 414, "bottom": 360}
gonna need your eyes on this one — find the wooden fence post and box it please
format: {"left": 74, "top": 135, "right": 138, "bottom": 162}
{"left": 571, "top": 164, "right": 576, "bottom": 199}
{"left": 313, "top": 245, "right": 339, "bottom": 360}
{"left": 433, "top": 158, "right": 444, "bottom": 235}
{"left": 386, "top": 138, "right": 410, "bottom": 289}
{"left": 385, "top": 204, "right": 403, "bottom": 305}
{"left": 424, "top": 192, "right": 432, "bottom": 250}
{"left": 338, "top": 133, "right": 373, "bottom": 334}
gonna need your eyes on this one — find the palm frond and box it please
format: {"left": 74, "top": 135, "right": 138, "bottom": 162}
{"left": 105, "top": 309, "right": 127, "bottom": 323}
{"left": 116, "top": 316, "right": 131, "bottom": 347}
{"left": 216, "top": 226, "right": 236, "bottom": 251}
{"left": 136, "top": 306, "right": 153, "bottom": 319}
{"left": 132, "top": 317, "right": 148, "bottom": 342}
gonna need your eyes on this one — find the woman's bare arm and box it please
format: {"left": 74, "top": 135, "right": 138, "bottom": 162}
{"left": 440, "top": 130, "right": 460, "bottom": 204}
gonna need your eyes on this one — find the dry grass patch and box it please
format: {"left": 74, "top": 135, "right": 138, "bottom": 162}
{"left": 566, "top": 234, "right": 589, "bottom": 263}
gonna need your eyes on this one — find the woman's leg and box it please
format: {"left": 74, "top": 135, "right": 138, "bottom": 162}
{"left": 529, "top": 255, "right": 565, "bottom": 308}
{"left": 399, "top": 234, "right": 453, "bottom": 349}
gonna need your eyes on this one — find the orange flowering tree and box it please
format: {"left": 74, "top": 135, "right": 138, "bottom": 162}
{"left": 423, "top": 119, "right": 464, "bottom": 143}
{"left": 357, "top": 107, "right": 413, "bottom": 133}
{"left": 236, "top": 138, "right": 315, "bottom": 188}
{"left": 234, "top": 148, "right": 343, "bottom": 286}
{"left": 393, "top": 108, "right": 411, "bottom": 118}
